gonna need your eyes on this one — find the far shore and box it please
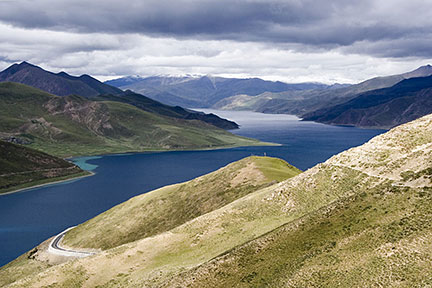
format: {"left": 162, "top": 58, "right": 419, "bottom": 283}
{"left": 0, "top": 171, "right": 95, "bottom": 196}
{"left": 1, "top": 141, "right": 279, "bottom": 196}
{"left": 62, "top": 141, "right": 280, "bottom": 160}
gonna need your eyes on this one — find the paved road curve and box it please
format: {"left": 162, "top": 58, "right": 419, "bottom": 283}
{"left": 48, "top": 227, "right": 97, "bottom": 258}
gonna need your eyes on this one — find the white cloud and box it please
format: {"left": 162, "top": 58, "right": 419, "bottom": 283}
{"left": 0, "top": 21, "right": 431, "bottom": 84}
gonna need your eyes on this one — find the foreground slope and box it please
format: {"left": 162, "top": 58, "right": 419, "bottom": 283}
{"left": 0, "top": 156, "right": 300, "bottom": 286}
{"left": 3, "top": 114, "right": 432, "bottom": 287}
{"left": 63, "top": 156, "right": 301, "bottom": 250}
{"left": 165, "top": 118, "right": 432, "bottom": 287}
{"left": 0, "top": 140, "right": 86, "bottom": 193}
{"left": 0, "top": 82, "right": 266, "bottom": 157}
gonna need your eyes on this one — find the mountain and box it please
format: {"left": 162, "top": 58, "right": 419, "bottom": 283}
{"left": 0, "top": 62, "right": 122, "bottom": 97}
{"left": 104, "top": 75, "right": 145, "bottom": 87}
{"left": 109, "top": 75, "right": 330, "bottom": 107}
{"left": 2, "top": 113, "right": 431, "bottom": 287}
{"left": 0, "top": 62, "right": 238, "bottom": 129}
{"left": 214, "top": 65, "right": 432, "bottom": 116}
{"left": 0, "top": 139, "right": 87, "bottom": 194}
{"left": 93, "top": 91, "right": 239, "bottom": 129}
{"left": 0, "top": 82, "right": 267, "bottom": 157}
{"left": 303, "top": 75, "right": 432, "bottom": 128}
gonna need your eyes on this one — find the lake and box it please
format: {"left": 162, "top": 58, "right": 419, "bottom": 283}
{"left": 0, "top": 110, "right": 385, "bottom": 266}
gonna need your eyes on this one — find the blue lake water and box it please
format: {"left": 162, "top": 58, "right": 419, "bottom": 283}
{"left": 0, "top": 110, "right": 385, "bottom": 266}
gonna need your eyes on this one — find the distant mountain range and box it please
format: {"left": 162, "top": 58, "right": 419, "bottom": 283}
{"left": 4, "top": 62, "right": 432, "bottom": 129}
{"left": 0, "top": 62, "right": 238, "bottom": 129}
{"left": 213, "top": 65, "right": 432, "bottom": 128}
{"left": 303, "top": 74, "right": 432, "bottom": 128}
{"left": 106, "top": 75, "right": 332, "bottom": 107}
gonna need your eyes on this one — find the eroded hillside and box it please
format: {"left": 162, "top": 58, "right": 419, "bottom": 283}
{"left": 0, "top": 82, "right": 267, "bottom": 157}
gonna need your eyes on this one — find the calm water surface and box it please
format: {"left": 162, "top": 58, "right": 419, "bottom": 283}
{"left": 0, "top": 110, "right": 385, "bottom": 266}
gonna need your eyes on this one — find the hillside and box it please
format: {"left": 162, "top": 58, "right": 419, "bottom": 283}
{"left": 0, "top": 82, "right": 267, "bottom": 157}
{"left": 0, "top": 62, "right": 240, "bottom": 130}
{"left": 0, "top": 62, "right": 122, "bottom": 97}
{"left": 0, "top": 140, "right": 86, "bottom": 194}
{"left": 1, "top": 114, "right": 431, "bottom": 287}
{"left": 63, "top": 156, "right": 301, "bottom": 250}
{"left": 0, "top": 156, "right": 301, "bottom": 286}
{"left": 303, "top": 75, "right": 432, "bottom": 128}
{"left": 214, "top": 65, "right": 432, "bottom": 116}
{"left": 94, "top": 91, "right": 239, "bottom": 129}
{"left": 110, "top": 75, "right": 329, "bottom": 107}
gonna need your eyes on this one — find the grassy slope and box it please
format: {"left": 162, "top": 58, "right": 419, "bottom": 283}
{"left": 63, "top": 156, "right": 301, "bottom": 250}
{"left": 0, "top": 140, "right": 86, "bottom": 193}
{"left": 0, "top": 156, "right": 300, "bottom": 286}
{"left": 0, "top": 82, "right": 268, "bottom": 158}
{"left": 163, "top": 115, "right": 432, "bottom": 287}
{"left": 3, "top": 115, "right": 432, "bottom": 287}
{"left": 169, "top": 182, "right": 432, "bottom": 287}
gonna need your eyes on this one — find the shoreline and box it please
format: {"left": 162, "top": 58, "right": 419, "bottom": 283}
{"left": 0, "top": 171, "right": 95, "bottom": 196}
{"left": 63, "top": 141, "right": 280, "bottom": 160}
{"left": 1, "top": 142, "right": 279, "bottom": 196}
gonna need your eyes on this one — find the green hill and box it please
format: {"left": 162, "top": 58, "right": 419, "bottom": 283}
{"left": 62, "top": 156, "right": 301, "bottom": 250}
{"left": 0, "top": 82, "right": 268, "bottom": 157}
{"left": 0, "top": 61, "right": 122, "bottom": 97}
{"left": 0, "top": 156, "right": 300, "bottom": 286}
{"left": 2, "top": 114, "right": 431, "bottom": 287}
{"left": 0, "top": 140, "right": 87, "bottom": 194}
{"left": 0, "top": 62, "right": 241, "bottom": 130}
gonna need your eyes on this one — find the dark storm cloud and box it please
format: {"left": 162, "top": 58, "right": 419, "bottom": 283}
{"left": 0, "top": 0, "right": 431, "bottom": 58}
{"left": 0, "top": 0, "right": 331, "bottom": 35}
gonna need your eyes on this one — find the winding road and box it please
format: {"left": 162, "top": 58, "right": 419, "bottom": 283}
{"left": 48, "top": 227, "right": 97, "bottom": 258}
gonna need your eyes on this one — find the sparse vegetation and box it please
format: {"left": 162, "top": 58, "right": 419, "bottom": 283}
{"left": 63, "top": 156, "right": 301, "bottom": 250}
{"left": 2, "top": 114, "right": 432, "bottom": 288}
{"left": 0, "top": 139, "right": 87, "bottom": 194}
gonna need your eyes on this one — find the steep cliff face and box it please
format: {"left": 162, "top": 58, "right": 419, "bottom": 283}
{"left": 2, "top": 115, "right": 432, "bottom": 287}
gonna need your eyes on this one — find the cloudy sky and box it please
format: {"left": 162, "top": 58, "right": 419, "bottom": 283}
{"left": 0, "top": 0, "right": 431, "bottom": 83}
